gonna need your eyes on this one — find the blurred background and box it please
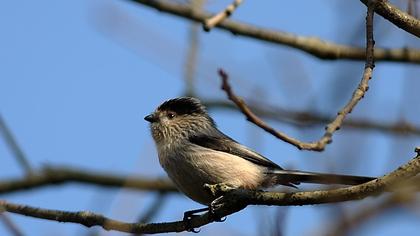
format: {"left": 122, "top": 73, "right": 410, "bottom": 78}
{"left": 0, "top": 0, "right": 419, "bottom": 235}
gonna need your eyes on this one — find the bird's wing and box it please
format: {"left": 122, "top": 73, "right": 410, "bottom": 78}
{"left": 189, "top": 134, "right": 282, "bottom": 169}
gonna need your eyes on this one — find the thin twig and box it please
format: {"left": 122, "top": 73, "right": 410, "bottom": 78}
{"left": 203, "top": 0, "right": 243, "bottom": 31}
{"left": 203, "top": 99, "right": 420, "bottom": 136}
{"left": 218, "top": 3, "right": 377, "bottom": 151}
{"left": 218, "top": 69, "right": 313, "bottom": 149}
{"left": 0, "top": 213, "right": 24, "bottom": 236}
{"left": 0, "top": 166, "right": 177, "bottom": 195}
{"left": 131, "top": 193, "right": 168, "bottom": 236}
{"left": 0, "top": 114, "right": 33, "bottom": 175}
{"left": 183, "top": 0, "right": 204, "bottom": 96}
{"left": 326, "top": 193, "right": 415, "bottom": 236}
{"left": 136, "top": 193, "right": 167, "bottom": 224}
{"left": 127, "top": 0, "right": 420, "bottom": 63}
{"left": 0, "top": 147, "right": 419, "bottom": 234}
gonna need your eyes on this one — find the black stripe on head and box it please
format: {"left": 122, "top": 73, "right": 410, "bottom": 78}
{"left": 157, "top": 97, "right": 207, "bottom": 116}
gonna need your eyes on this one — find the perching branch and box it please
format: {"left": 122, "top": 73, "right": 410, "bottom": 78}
{"left": 207, "top": 147, "right": 420, "bottom": 206}
{"left": 0, "top": 166, "right": 177, "bottom": 195}
{"left": 126, "top": 0, "right": 420, "bottom": 64}
{"left": 360, "top": 0, "right": 420, "bottom": 37}
{"left": 1, "top": 147, "right": 419, "bottom": 234}
{"left": 0, "top": 199, "right": 241, "bottom": 234}
{"left": 203, "top": 0, "right": 243, "bottom": 31}
{"left": 218, "top": 3, "right": 377, "bottom": 151}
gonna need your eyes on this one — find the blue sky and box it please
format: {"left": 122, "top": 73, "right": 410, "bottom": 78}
{"left": 1, "top": 0, "right": 419, "bottom": 235}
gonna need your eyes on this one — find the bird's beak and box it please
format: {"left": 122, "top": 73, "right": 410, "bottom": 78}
{"left": 144, "top": 113, "right": 158, "bottom": 123}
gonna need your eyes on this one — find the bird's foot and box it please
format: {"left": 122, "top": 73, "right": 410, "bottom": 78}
{"left": 209, "top": 196, "right": 227, "bottom": 222}
{"left": 182, "top": 202, "right": 228, "bottom": 232}
{"left": 183, "top": 207, "right": 208, "bottom": 233}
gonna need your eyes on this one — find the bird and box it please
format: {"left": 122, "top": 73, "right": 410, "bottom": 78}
{"left": 144, "top": 97, "right": 375, "bottom": 221}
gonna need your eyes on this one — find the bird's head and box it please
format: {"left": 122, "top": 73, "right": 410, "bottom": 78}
{"left": 145, "top": 97, "right": 215, "bottom": 144}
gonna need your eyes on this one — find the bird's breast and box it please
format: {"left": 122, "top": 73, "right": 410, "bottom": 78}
{"left": 157, "top": 145, "right": 265, "bottom": 205}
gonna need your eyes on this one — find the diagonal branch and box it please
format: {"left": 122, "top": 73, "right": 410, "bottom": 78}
{"left": 136, "top": 193, "right": 167, "bottom": 224}
{"left": 0, "top": 114, "right": 33, "bottom": 175}
{"left": 0, "top": 166, "right": 177, "bottom": 195}
{"left": 325, "top": 193, "right": 415, "bottom": 236}
{"left": 360, "top": 0, "right": 420, "bottom": 37}
{"left": 203, "top": 100, "right": 420, "bottom": 136}
{"left": 126, "top": 0, "right": 420, "bottom": 64}
{"left": 0, "top": 147, "right": 419, "bottom": 234}
{"left": 218, "top": 3, "right": 377, "bottom": 151}
{"left": 0, "top": 213, "right": 24, "bottom": 236}
{"left": 218, "top": 70, "right": 315, "bottom": 150}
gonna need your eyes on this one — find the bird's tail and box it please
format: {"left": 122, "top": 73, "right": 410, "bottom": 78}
{"left": 269, "top": 169, "right": 376, "bottom": 186}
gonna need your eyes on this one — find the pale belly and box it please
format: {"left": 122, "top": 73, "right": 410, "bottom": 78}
{"left": 158, "top": 147, "right": 265, "bottom": 205}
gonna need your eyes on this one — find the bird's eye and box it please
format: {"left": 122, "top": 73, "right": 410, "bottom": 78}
{"left": 167, "top": 112, "right": 175, "bottom": 119}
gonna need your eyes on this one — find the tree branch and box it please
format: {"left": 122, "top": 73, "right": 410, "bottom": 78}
{"left": 326, "top": 192, "right": 415, "bottom": 236}
{"left": 136, "top": 193, "right": 167, "bottom": 224}
{"left": 0, "top": 147, "right": 419, "bottom": 234}
{"left": 183, "top": 0, "right": 203, "bottom": 97}
{"left": 126, "top": 0, "right": 420, "bottom": 64}
{"left": 0, "top": 166, "right": 177, "bottom": 195}
{"left": 218, "top": 3, "right": 377, "bottom": 151}
{"left": 360, "top": 0, "right": 420, "bottom": 38}
{"left": 0, "top": 213, "right": 23, "bottom": 236}
{"left": 203, "top": 100, "right": 420, "bottom": 136}
{"left": 0, "top": 114, "right": 33, "bottom": 175}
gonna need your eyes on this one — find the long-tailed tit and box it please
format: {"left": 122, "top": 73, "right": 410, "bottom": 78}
{"left": 145, "top": 97, "right": 374, "bottom": 215}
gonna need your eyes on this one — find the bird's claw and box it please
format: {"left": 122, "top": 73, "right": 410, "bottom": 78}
{"left": 210, "top": 196, "right": 225, "bottom": 212}
{"left": 183, "top": 208, "right": 208, "bottom": 233}
{"left": 209, "top": 196, "right": 227, "bottom": 222}
{"left": 182, "top": 197, "right": 228, "bottom": 232}
{"left": 183, "top": 214, "right": 201, "bottom": 233}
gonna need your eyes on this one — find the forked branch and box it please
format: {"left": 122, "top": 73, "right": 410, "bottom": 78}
{"left": 218, "top": 3, "right": 377, "bottom": 151}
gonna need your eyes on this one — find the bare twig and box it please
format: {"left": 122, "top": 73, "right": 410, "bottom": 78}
{"left": 360, "top": 0, "right": 420, "bottom": 37}
{"left": 131, "top": 193, "right": 168, "bottom": 236}
{"left": 326, "top": 192, "right": 415, "bottom": 236}
{"left": 136, "top": 193, "right": 167, "bottom": 224}
{"left": 203, "top": 99, "right": 420, "bottom": 136}
{"left": 0, "top": 114, "right": 33, "bottom": 175}
{"left": 1, "top": 147, "right": 419, "bottom": 234}
{"left": 0, "top": 199, "right": 235, "bottom": 234}
{"left": 0, "top": 214, "right": 24, "bottom": 236}
{"left": 127, "top": 0, "right": 420, "bottom": 63}
{"left": 203, "top": 0, "right": 243, "bottom": 31}
{"left": 183, "top": 0, "right": 204, "bottom": 96}
{"left": 0, "top": 166, "right": 177, "bottom": 195}
{"left": 218, "top": 3, "right": 377, "bottom": 151}
{"left": 218, "top": 69, "right": 315, "bottom": 149}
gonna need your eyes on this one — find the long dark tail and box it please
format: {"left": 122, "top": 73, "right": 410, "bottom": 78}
{"left": 270, "top": 169, "right": 376, "bottom": 186}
